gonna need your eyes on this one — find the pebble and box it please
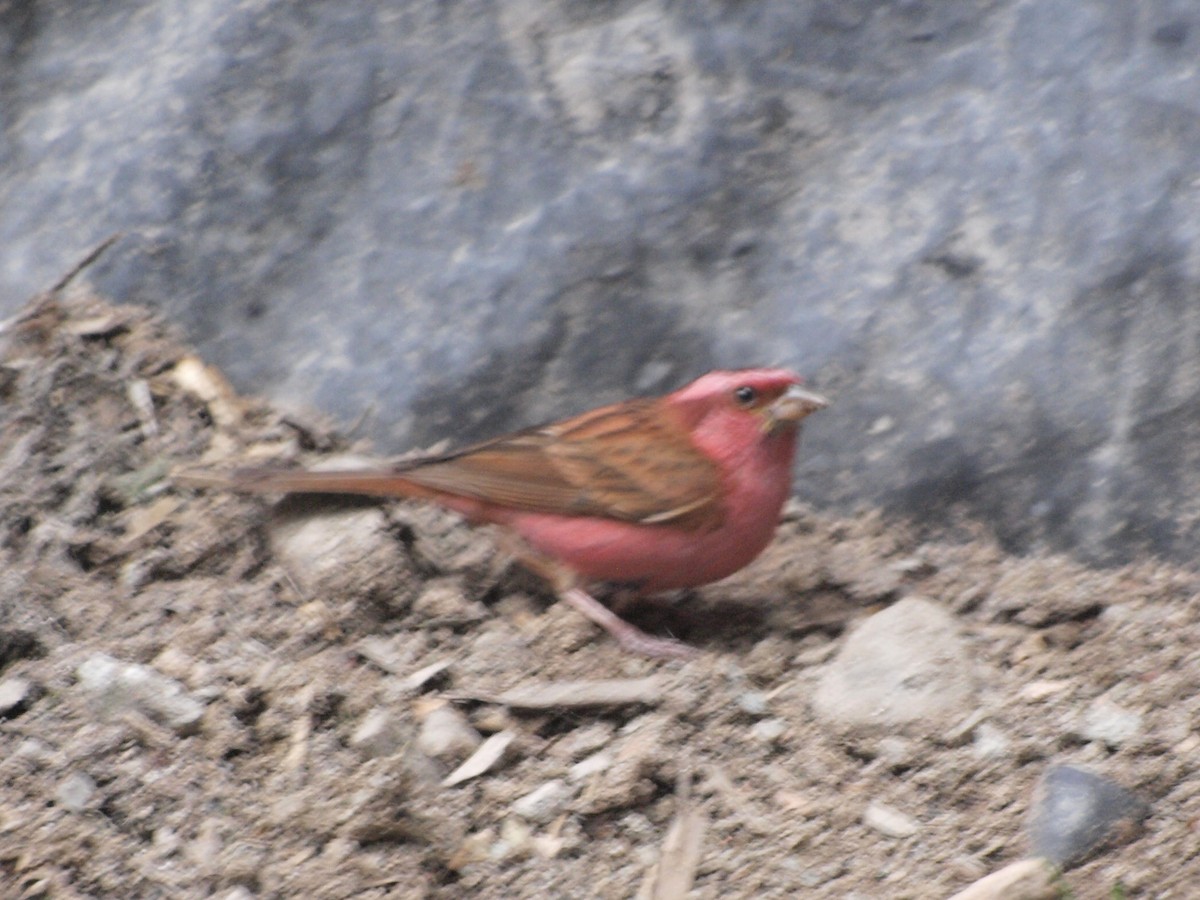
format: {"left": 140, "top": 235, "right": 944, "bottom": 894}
{"left": 1077, "top": 696, "right": 1143, "bottom": 749}
{"left": 267, "top": 499, "right": 411, "bottom": 610}
{"left": 569, "top": 750, "right": 614, "bottom": 781}
{"left": 874, "top": 736, "right": 918, "bottom": 770}
{"left": 862, "top": 800, "right": 919, "bottom": 838}
{"left": 555, "top": 721, "right": 615, "bottom": 760}
{"left": 412, "top": 578, "right": 487, "bottom": 623}
{"left": 56, "top": 772, "right": 97, "bottom": 812}
{"left": 350, "top": 708, "right": 410, "bottom": 759}
{"left": 76, "top": 653, "right": 205, "bottom": 735}
{"left": 0, "top": 677, "right": 35, "bottom": 717}
{"left": 512, "top": 779, "right": 574, "bottom": 823}
{"left": 735, "top": 691, "right": 770, "bottom": 717}
{"left": 812, "top": 597, "right": 976, "bottom": 734}
{"left": 749, "top": 718, "right": 788, "bottom": 742}
{"left": 972, "top": 723, "right": 1011, "bottom": 760}
{"left": 416, "top": 705, "right": 482, "bottom": 762}
{"left": 1028, "top": 765, "right": 1150, "bottom": 868}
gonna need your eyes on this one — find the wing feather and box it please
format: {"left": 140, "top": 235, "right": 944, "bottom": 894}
{"left": 394, "top": 399, "right": 723, "bottom": 531}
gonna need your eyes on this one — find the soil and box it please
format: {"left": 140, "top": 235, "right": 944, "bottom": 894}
{"left": 1, "top": 286, "right": 1198, "bottom": 899}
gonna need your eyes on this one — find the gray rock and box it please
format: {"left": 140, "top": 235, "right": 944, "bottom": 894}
{"left": 735, "top": 691, "right": 770, "bottom": 717}
{"left": 972, "top": 723, "right": 1012, "bottom": 761}
{"left": 512, "top": 779, "right": 574, "bottom": 824}
{"left": 749, "top": 718, "right": 788, "bottom": 743}
{"left": 267, "top": 492, "right": 412, "bottom": 611}
{"left": 0, "top": 677, "right": 36, "bottom": 718}
{"left": 1029, "top": 765, "right": 1150, "bottom": 868}
{"left": 56, "top": 772, "right": 97, "bottom": 812}
{"left": 5, "top": 2, "right": 1200, "bottom": 565}
{"left": 812, "top": 598, "right": 976, "bottom": 733}
{"left": 415, "top": 705, "right": 482, "bottom": 762}
{"left": 862, "top": 801, "right": 919, "bottom": 839}
{"left": 1077, "top": 697, "right": 1144, "bottom": 749}
{"left": 76, "top": 652, "right": 205, "bottom": 735}
{"left": 350, "top": 708, "right": 411, "bottom": 759}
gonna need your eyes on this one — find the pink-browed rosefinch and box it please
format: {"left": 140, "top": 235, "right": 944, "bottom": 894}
{"left": 182, "top": 368, "right": 827, "bottom": 657}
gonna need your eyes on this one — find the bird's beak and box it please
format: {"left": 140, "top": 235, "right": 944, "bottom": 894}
{"left": 764, "top": 384, "right": 828, "bottom": 434}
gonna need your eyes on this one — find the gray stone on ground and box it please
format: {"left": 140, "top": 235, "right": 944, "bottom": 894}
{"left": 812, "top": 597, "right": 976, "bottom": 733}
{"left": 0, "top": 677, "right": 36, "bottom": 717}
{"left": 1076, "top": 696, "right": 1144, "bottom": 749}
{"left": 350, "top": 707, "right": 411, "bottom": 759}
{"left": 1028, "top": 765, "right": 1150, "bottom": 869}
{"left": 512, "top": 779, "right": 575, "bottom": 824}
{"left": 415, "top": 704, "right": 483, "bottom": 762}
{"left": 56, "top": 772, "right": 98, "bottom": 813}
{"left": 76, "top": 652, "right": 205, "bottom": 735}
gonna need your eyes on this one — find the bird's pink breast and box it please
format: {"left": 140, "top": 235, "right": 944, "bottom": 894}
{"left": 495, "top": 429, "right": 798, "bottom": 591}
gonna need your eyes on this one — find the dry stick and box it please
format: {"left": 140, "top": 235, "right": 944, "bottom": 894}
{"left": 48, "top": 232, "right": 123, "bottom": 295}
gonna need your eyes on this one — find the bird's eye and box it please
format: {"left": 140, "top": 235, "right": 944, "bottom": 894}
{"left": 733, "top": 385, "right": 757, "bottom": 407}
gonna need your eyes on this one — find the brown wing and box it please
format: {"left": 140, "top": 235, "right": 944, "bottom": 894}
{"left": 395, "top": 398, "right": 724, "bottom": 531}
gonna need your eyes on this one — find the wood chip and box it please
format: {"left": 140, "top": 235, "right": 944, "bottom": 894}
{"left": 121, "top": 496, "right": 181, "bottom": 547}
{"left": 442, "top": 730, "right": 516, "bottom": 787}
{"left": 1020, "top": 680, "right": 1072, "bottom": 701}
{"left": 64, "top": 311, "right": 130, "bottom": 338}
{"left": 466, "top": 677, "right": 663, "bottom": 710}
{"left": 400, "top": 659, "right": 452, "bottom": 692}
{"left": 637, "top": 772, "right": 707, "bottom": 900}
{"left": 355, "top": 636, "right": 415, "bottom": 675}
{"left": 171, "top": 354, "right": 242, "bottom": 428}
{"left": 946, "top": 857, "right": 1061, "bottom": 900}
{"left": 126, "top": 378, "right": 158, "bottom": 438}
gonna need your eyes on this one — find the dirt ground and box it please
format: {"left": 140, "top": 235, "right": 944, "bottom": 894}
{"left": 1, "top": 286, "right": 1198, "bottom": 899}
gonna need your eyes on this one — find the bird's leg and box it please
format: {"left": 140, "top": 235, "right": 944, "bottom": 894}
{"left": 498, "top": 534, "right": 697, "bottom": 660}
{"left": 558, "top": 586, "right": 697, "bottom": 660}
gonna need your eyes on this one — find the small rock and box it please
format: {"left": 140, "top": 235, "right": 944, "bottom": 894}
{"left": 1028, "top": 765, "right": 1150, "bottom": 868}
{"left": 496, "top": 817, "right": 535, "bottom": 860}
{"left": 416, "top": 705, "right": 482, "bottom": 762}
{"left": 0, "top": 677, "right": 36, "bottom": 717}
{"left": 569, "top": 750, "right": 614, "bottom": 781}
{"left": 735, "top": 691, "right": 770, "bottom": 717}
{"left": 512, "top": 779, "right": 574, "bottom": 824}
{"left": 350, "top": 708, "right": 410, "bottom": 759}
{"left": 554, "top": 722, "right": 615, "bottom": 760}
{"left": 812, "top": 597, "right": 977, "bottom": 734}
{"left": 56, "top": 772, "right": 97, "bottom": 812}
{"left": 862, "top": 800, "right": 919, "bottom": 838}
{"left": 76, "top": 653, "right": 205, "bottom": 735}
{"left": 973, "top": 723, "right": 1011, "bottom": 760}
{"left": 412, "top": 578, "right": 487, "bottom": 623}
{"left": 1077, "top": 696, "right": 1143, "bottom": 749}
{"left": 575, "top": 714, "right": 668, "bottom": 814}
{"left": 875, "top": 736, "right": 918, "bottom": 769}
{"left": 268, "top": 497, "right": 413, "bottom": 611}
{"left": 749, "top": 718, "right": 788, "bottom": 742}
{"left": 1020, "top": 679, "right": 1072, "bottom": 701}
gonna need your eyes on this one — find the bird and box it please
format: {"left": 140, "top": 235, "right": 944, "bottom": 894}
{"left": 179, "top": 368, "right": 827, "bottom": 657}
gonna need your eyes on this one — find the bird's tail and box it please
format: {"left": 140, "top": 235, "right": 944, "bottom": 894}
{"left": 173, "top": 465, "right": 435, "bottom": 500}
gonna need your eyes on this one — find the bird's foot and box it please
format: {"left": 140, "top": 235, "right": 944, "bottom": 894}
{"left": 561, "top": 587, "right": 698, "bottom": 659}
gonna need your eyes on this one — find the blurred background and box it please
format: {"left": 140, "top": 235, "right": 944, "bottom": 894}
{"left": 3, "top": 0, "right": 1198, "bottom": 565}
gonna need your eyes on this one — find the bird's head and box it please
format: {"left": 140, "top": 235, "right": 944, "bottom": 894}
{"left": 668, "top": 368, "right": 828, "bottom": 437}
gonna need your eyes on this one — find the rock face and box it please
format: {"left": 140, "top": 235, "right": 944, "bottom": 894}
{"left": 4, "top": 1, "right": 1200, "bottom": 564}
